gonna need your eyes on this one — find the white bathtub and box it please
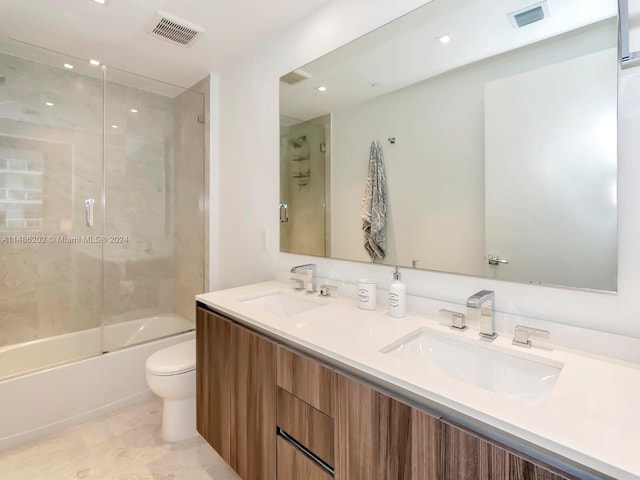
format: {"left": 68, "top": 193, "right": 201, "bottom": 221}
{"left": 103, "top": 314, "right": 194, "bottom": 351}
{"left": 0, "top": 314, "right": 193, "bottom": 380}
{"left": 0, "top": 314, "right": 195, "bottom": 452}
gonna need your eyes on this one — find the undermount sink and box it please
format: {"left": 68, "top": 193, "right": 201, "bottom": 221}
{"left": 239, "top": 291, "right": 324, "bottom": 317}
{"left": 381, "top": 329, "right": 562, "bottom": 402}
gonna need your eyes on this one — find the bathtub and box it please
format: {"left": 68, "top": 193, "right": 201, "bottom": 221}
{"left": 0, "top": 314, "right": 195, "bottom": 452}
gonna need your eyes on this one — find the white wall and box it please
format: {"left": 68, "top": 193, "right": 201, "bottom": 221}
{"left": 210, "top": 0, "right": 640, "bottom": 338}
{"left": 330, "top": 72, "right": 486, "bottom": 275}
{"left": 485, "top": 47, "right": 617, "bottom": 291}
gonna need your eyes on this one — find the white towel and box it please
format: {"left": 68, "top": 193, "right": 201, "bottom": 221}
{"left": 361, "top": 139, "right": 387, "bottom": 261}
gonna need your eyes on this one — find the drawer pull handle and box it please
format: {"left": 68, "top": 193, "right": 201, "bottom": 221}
{"left": 277, "top": 427, "right": 334, "bottom": 475}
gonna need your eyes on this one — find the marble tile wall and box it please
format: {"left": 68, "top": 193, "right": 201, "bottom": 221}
{"left": 172, "top": 81, "right": 206, "bottom": 322}
{"left": 103, "top": 76, "right": 177, "bottom": 325}
{"left": 0, "top": 52, "right": 206, "bottom": 351}
{"left": 0, "top": 53, "right": 103, "bottom": 347}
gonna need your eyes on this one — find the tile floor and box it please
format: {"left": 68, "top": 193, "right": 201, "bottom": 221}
{"left": 0, "top": 397, "right": 240, "bottom": 480}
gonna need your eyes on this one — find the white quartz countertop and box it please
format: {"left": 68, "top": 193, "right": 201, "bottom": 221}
{"left": 197, "top": 281, "right": 640, "bottom": 480}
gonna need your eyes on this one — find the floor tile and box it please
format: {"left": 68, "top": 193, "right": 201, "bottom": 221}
{"left": 0, "top": 397, "right": 240, "bottom": 480}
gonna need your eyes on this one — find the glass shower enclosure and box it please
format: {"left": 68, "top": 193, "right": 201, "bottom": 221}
{"left": 0, "top": 39, "right": 205, "bottom": 380}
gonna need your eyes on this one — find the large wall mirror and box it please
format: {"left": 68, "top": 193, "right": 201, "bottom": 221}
{"left": 280, "top": 0, "right": 618, "bottom": 292}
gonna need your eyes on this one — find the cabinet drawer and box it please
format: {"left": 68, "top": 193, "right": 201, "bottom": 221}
{"left": 277, "top": 387, "right": 334, "bottom": 467}
{"left": 277, "top": 435, "right": 333, "bottom": 480}
{"left": 277, "top": 345, "right": 335, "bottom": 417}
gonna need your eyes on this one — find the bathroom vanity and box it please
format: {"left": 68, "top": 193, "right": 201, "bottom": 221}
{"left": 195, "top": 281, "right": 640, "bottom": 480}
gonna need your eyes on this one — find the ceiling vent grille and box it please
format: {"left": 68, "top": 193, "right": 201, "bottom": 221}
{"left": 146, "top": 11, "right": 204, "bottom": 47}
{"left": 281, "top": 69, "right": 313, "bottom": 85}
{"left": 508, "top": 1, "right": 550, "bottom": 29}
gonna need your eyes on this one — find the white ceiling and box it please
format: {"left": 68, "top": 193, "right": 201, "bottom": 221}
{"left": 280, "top": 0, "right": 618, "bottom": 122}
{"left": 0, "top": 0, "right": 331, "bottom": 88}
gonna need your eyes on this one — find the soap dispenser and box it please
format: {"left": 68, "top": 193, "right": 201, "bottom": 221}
{"left": 388, "top": 263, "right": 406, "bottom": 318}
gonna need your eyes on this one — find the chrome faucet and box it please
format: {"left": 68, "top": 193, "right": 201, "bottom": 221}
{"left": 512, "top": 325, "right": 549, "bottom": 348}
{"left": 290, "top": 263, "right": 317, "bottom": 292}
{"left": 466, "top": 290, "right": 497, "bottom": 339}
{"left": 439, "top": 309, "right": 467, "bottom": 331}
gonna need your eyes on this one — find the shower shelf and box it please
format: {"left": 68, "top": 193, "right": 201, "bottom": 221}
{"left": 0, "top": 161, "right": 44, "bottom": 232}
{"left": 291, "top": 155, "right": 310, "bottom": 161}
{"left": 0, "top": 157, "right": 44, "bottom": 173}
{"left": 4, "top": 218, "right": 42, "bottom": 229}
{"left": 0, "top": 169, "right": 43, "bottom": 176}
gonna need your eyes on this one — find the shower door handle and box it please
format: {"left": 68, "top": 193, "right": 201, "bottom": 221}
{"left": 85, "top": 198, "right": 95, "bottom": 227}
{"left": 488, "top": 255, "right": 509, "bottom": 266}
{"left": 279, "top": 203, "right": 288, "bottom": 223}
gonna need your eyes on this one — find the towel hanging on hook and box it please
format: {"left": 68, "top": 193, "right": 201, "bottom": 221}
{"left": 361, "top": 139, "right": 388, "bottom": 261}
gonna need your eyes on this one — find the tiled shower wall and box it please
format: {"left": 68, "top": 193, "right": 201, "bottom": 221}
{"left": 0, "top": 52, "right": 103, "bottom": 346}
{"left": 0, "top": 52, "right": 205, "bottom": 348}
{"left": 101, "top": 76, "right": 177, "bottom": 325}
{"left": 172, "top": 78, "right": 206, "bottom": 322}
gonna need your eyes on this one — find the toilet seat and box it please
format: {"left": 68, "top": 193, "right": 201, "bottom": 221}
{"left": 145, "top": 340, "right": 195, "bottom": 376}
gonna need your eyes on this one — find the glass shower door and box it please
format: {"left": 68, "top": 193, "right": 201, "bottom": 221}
{"left": 0, "top": 40, "right": 104, "bottom": 379}
{"left": 102, "top": 67, "right": 205, "bottom": 351}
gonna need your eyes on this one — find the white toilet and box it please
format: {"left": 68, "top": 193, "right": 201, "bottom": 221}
{"left": 145, "top": 339, "right": 197, "bottom": 442}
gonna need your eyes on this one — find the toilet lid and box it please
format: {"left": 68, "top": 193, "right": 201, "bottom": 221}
{"left": 146, "top": 340, "right": 195, "bottom": 376}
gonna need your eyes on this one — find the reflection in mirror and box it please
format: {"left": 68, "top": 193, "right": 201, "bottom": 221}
{"left": 279, "top": 115, "right": 330, "bottom": 256}
{"left": 280, "top": 0, "right": 618, "bottom": 292}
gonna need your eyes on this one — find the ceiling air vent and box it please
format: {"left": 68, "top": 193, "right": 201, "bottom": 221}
{"left": 146, "top": 11, "right": 204, "bottom": 47}
{"left": 281, "top": 69, "right": 313, "bottom": 85}
{"left": 508, "top": 1, "right": 550, "bottom": 29}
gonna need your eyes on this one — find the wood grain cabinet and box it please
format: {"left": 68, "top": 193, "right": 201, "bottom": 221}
{"left": 276, "top": 345, "right": 335, "bottom": 416}
{"left": 277, "top": 387, "right": 334, "bottom": 467}
{"left": 276, "top": 346, "right": 336, "bottom": 479}
{"left": 197, "top": 307, "right": 580, "bottom": 480}
{"left": 334, "top": 372, "right": 440, "bottom": 480}
{"left": 440, "top": 422, "right": 572, "bottom": 480}
{"left": 195, "top": 307, "right": 231, "bottom": 459}
{"left": 196, "top": 307, "right": 276, "bottom": 480}
{"left": 277, "top": 436, "right": 333, "bottom": 480}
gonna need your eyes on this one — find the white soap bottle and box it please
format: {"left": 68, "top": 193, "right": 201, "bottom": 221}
{"left": 388, "top": 263, "right": 406, "bottom": 318}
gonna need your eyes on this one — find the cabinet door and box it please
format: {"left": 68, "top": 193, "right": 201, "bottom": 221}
{"left": 230, "top": 320, "right": 277, "bottom": 480}
{"left": 335, "top": 373, "right": 439, "bottom": 480}
{"left": 412, "top": 408, "right": 441, "bottom": 480}
{"left": 196, "top": 307, "right": 231, "bottom": 462}
{"left": 441, "top": 422, "right": 571, "bottom": 480}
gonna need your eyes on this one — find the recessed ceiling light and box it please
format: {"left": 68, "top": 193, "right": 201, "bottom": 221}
{"left": 130, "top": 108, "right": 138, "bottom": 113}
{"left": 45, "top": 102, "right": 54, "bottom": 107}
{"left": 316, "top": 86, "right": 327, "bottom": 92}
{"left": 111, "top": 124, "right": 118, "bottom": 129}
{"left": 437, "top": 34, "right": 453, "bottom": 45}
{"left": 92, "top": 0, "right": 109, "bottom": 5}
{"left": 89, "top": 59, "right": 101, "bottom": 66}
{"left": 63, "top": 63, "right": 74, "bottom": 69}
